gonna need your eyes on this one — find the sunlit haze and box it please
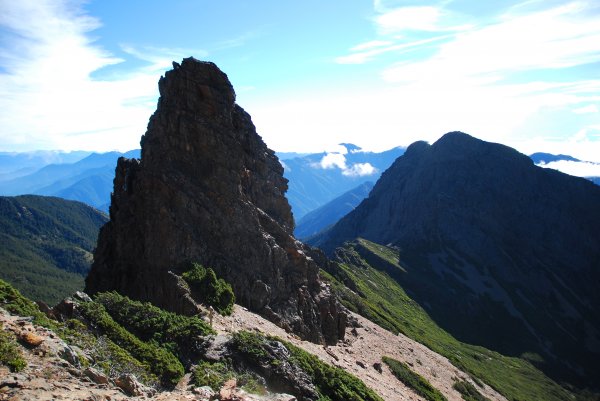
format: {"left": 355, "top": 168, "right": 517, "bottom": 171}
{"left": 1, "top": 0, "right": 599, "bottom": 169}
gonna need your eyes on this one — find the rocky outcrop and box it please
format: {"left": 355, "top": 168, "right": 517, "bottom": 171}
{"left": 314, "top": 131, "right": 600, "bottom": 388}
{"left": 85, "top": 57, "right": 345, "bottom": 344}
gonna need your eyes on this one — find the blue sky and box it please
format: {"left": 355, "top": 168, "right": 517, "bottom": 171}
{"left": 1, "top": 0, "right": 600, "bottom": 169}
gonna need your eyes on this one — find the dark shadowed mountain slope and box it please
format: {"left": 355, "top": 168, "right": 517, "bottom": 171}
{"left": 0, "top": 195, "right": 107, "bottom": 305}
{"left": 321, "top": 238, "right": 572, "bottom": 401}
{"left": 314, "top": 131, "right": 600, "bottom": 389}
{"left": 295, "top": 181, "right": 374, "bottom": 240}
{"left": 86, "top": 58, "right": 345, "bottom": 344}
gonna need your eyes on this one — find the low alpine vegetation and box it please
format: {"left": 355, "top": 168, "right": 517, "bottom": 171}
{"left": 182, "top": 262, "right": 235, "bottom": 315}
{"left": 93, "top": 291, "right": 214, "bottom": 359}
{"left": 453, "top": 380, "right": 491, "bottom": 401}
{"left": 232, "top": 330, "right": 384, "bottom": 401}
{"left": 383, "top": 356, "right": 447, "bottom": 401}
{"left": 78, "top": 301, "right": 184, "bottom": 387}
{"left": 0, "top": 329, "right": 26, "bottom": 372}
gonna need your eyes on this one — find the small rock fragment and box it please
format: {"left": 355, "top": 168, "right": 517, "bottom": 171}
{"left": 19, "top": 331, "right": 44, "bottom": 347}
{"left": 373, "top": 362, "right": 383, "bottom": 373}
{"left": 115, "top": 374, "right": 148, "bottom": 397}
{"left": 83, "top": 367, "right": 110, "bottom": 385}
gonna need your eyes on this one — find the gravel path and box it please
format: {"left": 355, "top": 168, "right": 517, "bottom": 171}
{"left": 213, "top": 306, "right": 508, "bottom": 401}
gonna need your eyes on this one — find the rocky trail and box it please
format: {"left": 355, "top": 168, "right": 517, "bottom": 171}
{"left": 213, "top": 306, "right": 506, "bottom": 401}
{"left": 2, "top": 303, "right": 506, "bottom": 401}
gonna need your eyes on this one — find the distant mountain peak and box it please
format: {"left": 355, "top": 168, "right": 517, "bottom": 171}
{"left": 315, "top": 131, "right": 600, "bottom": 388}
{"left": 529, "top": 152, "right": 581, "bottom": 164}
{"left": 339, "top": 143, "right": 362, "bottom": 153}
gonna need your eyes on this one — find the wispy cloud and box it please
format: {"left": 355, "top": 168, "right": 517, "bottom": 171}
{"left": 343, "top": 163, "right": 377, "bottom": 177}
{"left": 382, "top": 2, "right": 600, "bottom": 83}
{"left": 573, "top": 104, "right": 599, "bottom": 114}
{"left": 120, "top": 45, "right": 209, "bottom": 71}
{"left": 350, "top": 40, "right": 394, "bottom": 52}
{"left": 538, "top": 159, "right": 600, "bottom": 177}
{"left": 311, "top": 148, "right": 378, "bottom": 177}
{"left": 374, "top": 6, "right": 472, "bottom": 34}
{"left": 322, "top": 1, "right": 600, "bottom": 161}
{"left": 0, "top": 0, "right": 226, "bottom": 152}
{"left": 319, "top": 152, "right": 348, "bottom": 169}
{"left": 0, "top": 0, "right": 163, "bottom": 151}
{"left": 336, "top": 35, "right": 450, "bottom": 65}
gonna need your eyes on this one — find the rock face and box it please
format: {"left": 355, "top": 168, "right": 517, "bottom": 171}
{"left": 85, "top": 57, "right": 345, "bottom": 344}
{"left": 314, "top": 132, "right": 600, "bottom": 387}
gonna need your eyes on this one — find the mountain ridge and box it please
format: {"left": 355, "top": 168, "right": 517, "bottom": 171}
{"left": 0, "top": 195, "right": 107, "bottom": 304}
{"left": 314, "top": 131, "right": 600, "bottom": 389}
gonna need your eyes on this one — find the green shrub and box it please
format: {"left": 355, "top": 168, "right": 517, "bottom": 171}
{"left": 192, "top": 359, "right": 266, "bottom": 395}
{"left": 182, "top": 263, "right": 235, "bottom": 315}
{"left": 231, "top": 330, "right": 268, "bottom": 360}
{"left": 0, "top": 329, "right": 26, "bottom": 372}
{"left": 232, "top": 330, "right": 383, "bottom": 401}
{"left": 453, "top": 380, "right": 491, "bottom": 401}
{"left": 285, "top": 339, "right": 384, "bottom": 401}
{"left": 192, "top": 360, "right": 235, "bottom": 390}
{"left": 93, "top": 291, "right": 214, "bottom": 358}
{"left": 58, "top": 318, "right": 158, "bottom": 386}
{"left": 0, "top": 279, "right": 54, "bottom": 328}
{"left": 383, "top": 356, "right": 447, "bottom": 401}
{"left": 78, "top": 301, "right": 184, "bottom": 387}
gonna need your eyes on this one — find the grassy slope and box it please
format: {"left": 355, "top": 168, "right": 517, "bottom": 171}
{"left": 323, "top": 238, "right": 573, "bottom": 401}
{"left": 0, "top": 195, "right": 107, "bottom": 305}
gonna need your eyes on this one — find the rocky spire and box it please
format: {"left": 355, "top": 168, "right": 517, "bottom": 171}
{"left": 86, "top": 57, "right": 346, "bottom": 344}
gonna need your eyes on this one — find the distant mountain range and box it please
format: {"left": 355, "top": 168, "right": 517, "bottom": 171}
{"left": 0, "top": 150, "right": 91, "bottom": 181}
{"left": 281, "top": 144, "right": 404, "bottom": 220}
{"left": 295, "top": 181, "right": 374, "bottom": 240}
{"left": 0, "top": 145, "right": 401, "bottom": 220}
{"left": 0, "top": 195, "right": 108, "bottom": 305}
{"left": 313, "top": 132, "right": 600, "bottom": 390}
{"left": 0, "top": 150, "right": 139, "bottom": 212}
{"left": 528, "top": 152, "right": 580, "bottom": 164}
{"left": 0, "top": 145, "right": 597, "bottom": 224}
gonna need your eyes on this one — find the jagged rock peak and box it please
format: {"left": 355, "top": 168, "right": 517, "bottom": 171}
{"left": 86, "top": 57, "right": 346, "bottom": 344}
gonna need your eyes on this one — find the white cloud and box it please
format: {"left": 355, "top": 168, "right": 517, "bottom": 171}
{"left": 120, "top": 45, "right": 208, "bottom": 72}
{"left": 376, "top": 6, "right": 442, "bottom": 33}
{"left": 374, "top": 4, "right": 473, "bottom": 35}
{"left": 538, "top": 160, "right": 600, "bottom": 177}
{"left": 0, "top": 0, "right": 187, "bottom": 152}
{"left": 319, "top": 152, "right": 347, "bottom": 169}
{"left": 336, "top": 35, "right": 450, "bottom": 65}
{"left": 350, "top": 40, "right": 394, "bottom": 52}
{"left": 309, "top": 150, "right": 377, "bottom": 177}
{"left": 382, "top": 3, "right": 600, "bottom": 84}
{"left": 295, "top": 1, "right": 594, "bottom": 162}
{"left": 342, "top": 163, "right": 378, "bottom": 177}
{"left": 574, "top": 104, "right": 599, "bottom": 114}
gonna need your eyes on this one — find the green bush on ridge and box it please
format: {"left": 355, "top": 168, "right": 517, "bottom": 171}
{"left": 383, "top": 356, "right": 447, "bottom": 401}
{"left": 78, "top": 301, "right": 184, "bottom": 387}
{"left": 93, "top": 291, "right": 214, "bottom": 358}
{"left": 231, "top": 330, "right": 384, "bottom": 401}
{"left": 0, "top": 330, "right": 26, "bottom": 372}
{"left": 182, "top": 262, "right": 235, "bottom": 315}
{"left": 453, "top": 380, "right": 491, "bottom": 401}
